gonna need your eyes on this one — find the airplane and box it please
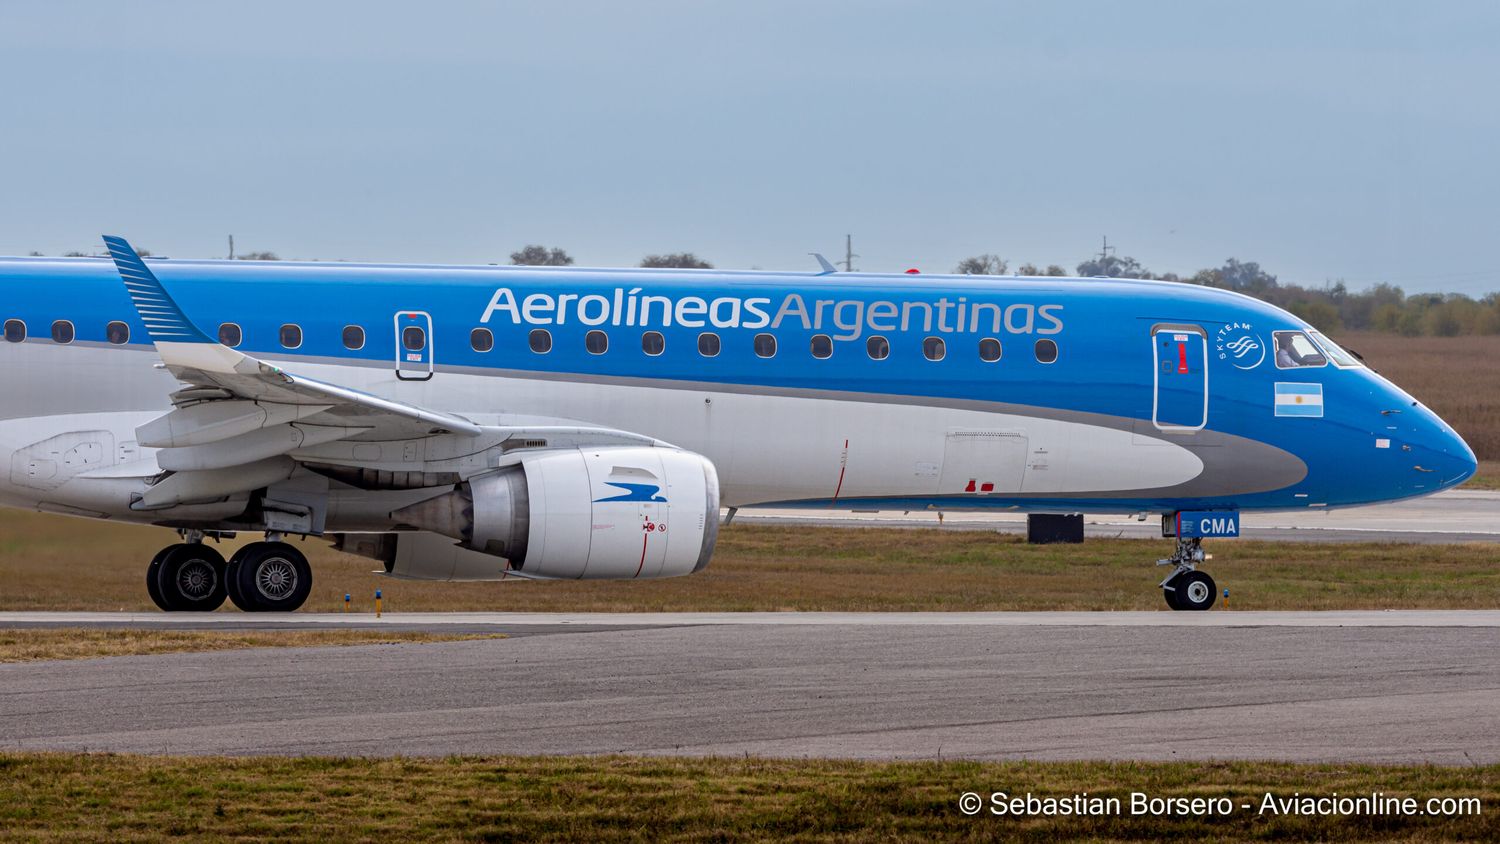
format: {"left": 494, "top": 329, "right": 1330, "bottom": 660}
{"left": 0, "top": 236, "right": 1476, "bottom": 613}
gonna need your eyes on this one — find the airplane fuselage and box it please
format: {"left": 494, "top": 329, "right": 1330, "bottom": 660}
{"left": 0, "top": 255, "right": 1475, "bottom": 528}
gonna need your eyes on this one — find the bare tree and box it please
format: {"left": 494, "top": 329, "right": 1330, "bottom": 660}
{"left": 954, "top": 254, "right": 1008, "bottom": 275}
{"left": 236, "top": 251, "right": 281, "bottom": 261}
{"left": 511, "top": 245, "right": 574, "bottom": 266}
{"left": 640, "top": 252, "right": 713, "bottom": 269}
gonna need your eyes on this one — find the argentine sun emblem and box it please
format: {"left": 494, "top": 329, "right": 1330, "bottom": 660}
{"left": 1215, "top": 322, "right": 1265, "bottom": 370}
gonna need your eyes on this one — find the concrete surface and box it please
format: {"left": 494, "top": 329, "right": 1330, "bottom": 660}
{"left": 2, "top": 613, "right": 1497, "bottom": 763}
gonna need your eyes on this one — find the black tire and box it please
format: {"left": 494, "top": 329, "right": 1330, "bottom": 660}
{"left": 153, "top": 544, "right": 228, "bottom": 612}
{"left": 145, "top": 545, "right": 175, "bottom": 612}
{"left": 1162, "top": 581, "right": 1184, "bottom": 611}
{"left": 1171, "top": 570, "right": 1217, "bottom": 612}
{"left": 228, "top": 542, "right": 312, "bottom": 613}
{"left": 224, "top": 550, "right": 256, "bottom": 612}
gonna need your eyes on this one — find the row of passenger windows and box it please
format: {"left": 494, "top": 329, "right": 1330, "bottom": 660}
{"left": 3, "top": 319, "right": 131, "bottom": 345}
{"left": 2, "top": 317, "right": 1060, "bottom": 364}
{"left": 526, "top": 328, "right": 1059, "bottom": 364}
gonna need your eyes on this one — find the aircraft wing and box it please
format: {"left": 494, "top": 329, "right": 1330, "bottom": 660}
{"left": 104, "top": 235, "right": 482, "bottom": 439}
{"left": 103, "top": 235, "right": 664, "bottom": 510}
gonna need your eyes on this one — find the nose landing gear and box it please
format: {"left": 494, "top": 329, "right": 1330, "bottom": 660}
{"left": 1158, "top": 534, "right": 1218, "bottom": 612}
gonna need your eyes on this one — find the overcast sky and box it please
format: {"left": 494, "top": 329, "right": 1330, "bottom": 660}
{"left": 2, "top": 1, "right": 1497, "bottom": 293}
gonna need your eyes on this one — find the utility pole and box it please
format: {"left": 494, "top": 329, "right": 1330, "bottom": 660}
{"left": 1097, "top": 235, "right": 1114, "bottom": 264}
{"left": 227, "top": 235, "right": 235, "bottom": 260}
{"left": 842, "top": 234, "right": 858, "bottom": 273}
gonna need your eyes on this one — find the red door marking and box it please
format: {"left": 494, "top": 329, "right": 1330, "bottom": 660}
{"left": 964, "top": 479, "right": 977, "bottom": 493}
{"left": 980, "top": 482, "right": 994, "bottom": 493}
{"left": 1177, "top": 342, "right": 1189, "bottom": 374}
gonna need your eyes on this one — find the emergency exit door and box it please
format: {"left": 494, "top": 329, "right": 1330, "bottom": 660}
{"left": 395, "top": 311, "right": 434, "bottom": 381}
{"left": 1152, "top": 325, "right": 1207, "bottom": 431}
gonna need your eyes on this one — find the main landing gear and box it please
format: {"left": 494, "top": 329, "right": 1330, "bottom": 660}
{"left": 146, "top": 532, "right": 312, "bottom": 613}
{"left": 1157, "top": 534, "right": 1217, "bottom": 612}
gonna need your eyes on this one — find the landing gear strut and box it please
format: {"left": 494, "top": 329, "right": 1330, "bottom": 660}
{"left": 146, "top": 534, "right": 312, "bottom": 613}
{"left": 1158, "top": 534, "right": 1217, "bottom": 612}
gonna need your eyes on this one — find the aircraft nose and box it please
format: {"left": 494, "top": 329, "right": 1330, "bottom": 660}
{"left": 1418, "top": 412, "right": 1477, "bottom": 490}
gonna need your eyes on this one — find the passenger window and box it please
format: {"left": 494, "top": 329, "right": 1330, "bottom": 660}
{"left": 810, "top": 334, "right": 833, "bottom": 359}
{"left": 529, "top": 328, "right": 552, "bottom": 354}
{"left": 470, "top": 327, "right": 494, "bottom": 353}
{"left": 1034, "top": 338, "right": 1058, "bottom": 364}
{"left": 866, "top": 335, "right": 890, "bottom": 360}
{"left": 642, "top": 331, "right": 665, "bottom": 356}
{"left": 51, "top": 320, "right": 74, "bottom": 344}
{"left": 342, "top": 325, "right": 366, "bottom": 351}
{"left": 4, "top": 319, "right": 26, "bottom": 343}
{"left": 402, "top": 325, "right": 426, "bottom": 351}
{"left": 978, "top": 337, "right": 1002, "bottom": 362}
{"left": 218, "top": 323, "right": 242, "bottom": 347}
{"left": 754, "top": 333, "right": 776, "bottom": 358}
{"left": 106, "top": 321, "right": 130, "bottom": 345}
{"left": 1272, "top": 330, "right": 1327, "bottom": 368}
{"left": 280, "top": 324, "right": 302, "bottom": 349}
{"left": 923, "top": 336, "right": 945, "bottom": 361}
{"left": 697, "top": 332, "right": 720, "bottom": 357}
{"left": 585, "top": 330, "right": 608, "bottom": 355}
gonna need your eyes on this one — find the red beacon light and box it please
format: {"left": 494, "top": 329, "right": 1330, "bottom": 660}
{"left": 904, "top": 268, "right": 921, "bottom": 274}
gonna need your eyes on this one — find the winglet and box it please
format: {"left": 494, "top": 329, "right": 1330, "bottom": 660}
{"left": 810, "top": 253, "right": 836, "bottom": 275}
{"left": 102, "top": 234, "right": 213, "bottom": 344}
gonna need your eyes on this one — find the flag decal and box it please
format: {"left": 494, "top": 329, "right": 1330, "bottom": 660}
{"left": 1274, "top": 382, "right": 1324, "bottom": 417}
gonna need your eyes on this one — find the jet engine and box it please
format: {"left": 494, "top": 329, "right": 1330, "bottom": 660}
{"left": 387, "top": 446, "right": 719, "bottom": 580}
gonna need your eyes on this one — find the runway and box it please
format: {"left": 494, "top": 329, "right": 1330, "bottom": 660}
{"left": 738, "top": 487, "right": 1500, "bottom": 542}
{"left": 3, "top": 611, "right": 1497, "bottom": 763}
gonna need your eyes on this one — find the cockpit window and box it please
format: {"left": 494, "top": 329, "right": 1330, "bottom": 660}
{"left": 1272, "top": 330, "right": 1327, "bottom": 369}
{"left": 1308, "top": 331, "right": 1362, "bottom": 368}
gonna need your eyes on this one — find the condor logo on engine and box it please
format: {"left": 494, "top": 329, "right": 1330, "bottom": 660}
{"left": 594, "top": 481, "right": 667, "bottom": 503}
{"left": 1174, "top": 510, "right": 1241, "bottom": 538}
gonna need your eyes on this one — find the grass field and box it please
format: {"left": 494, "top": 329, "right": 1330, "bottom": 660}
{"left": 3, "top": 510, "right": 1498, "bottom": 613}
{"left": 0, "top": 753, "right": 1493, "bottom": 842}
{"left": 0, "top": 628, "right": 500, "bottom": 663}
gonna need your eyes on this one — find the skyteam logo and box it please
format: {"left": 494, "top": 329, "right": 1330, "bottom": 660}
{"left": 1216, "top": 322, "right": 1265, "bottom": 370}
{"left": 594, "top": 482, "right": 667, "bottom": 503}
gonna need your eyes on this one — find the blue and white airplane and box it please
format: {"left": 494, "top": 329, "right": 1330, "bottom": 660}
{"left": 0, "top": 236, "right": 1476, "bottom": 612}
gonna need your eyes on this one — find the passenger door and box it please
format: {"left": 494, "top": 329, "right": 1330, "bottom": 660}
{"left": 395, "top": 311, "right": 434, "bottom": 381}
{"left": 1152, "top": 325, "right": 1207, "bottom": 431}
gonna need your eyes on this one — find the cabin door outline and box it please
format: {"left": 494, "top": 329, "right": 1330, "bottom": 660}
{"left": 1151, "top": 323, "right": 1208, "bottom": 431}
{"left": 395, "top": 311, "right": 434, "bottom": 381}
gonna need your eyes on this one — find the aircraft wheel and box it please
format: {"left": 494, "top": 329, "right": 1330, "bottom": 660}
{"left": 145, "top": 545, "right": 174, "bottom": 611}
{"left": 1162, "top": 581, "right": 1184, "bottom": 611}
{"left": 153, "top": 544, "right": 227, "bottom": 612}
{"left": 1170, "top": 570, "right": 1217, "bottom": 612}
{"left": 227, "top": 542, "right": 311, "bottom": 613}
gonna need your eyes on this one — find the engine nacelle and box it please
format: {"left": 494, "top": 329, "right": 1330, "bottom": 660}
{"left": 388, "top": 446, "right": 719, "bottom": 580}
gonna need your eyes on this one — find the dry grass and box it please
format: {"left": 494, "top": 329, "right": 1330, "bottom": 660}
{"left": 3, "top": 510, "right": 1500, "bottom": 613}
{"left": 0, "top": 752, "right": 1494, "bottom": 842}
{"left": 1338, "top": 331, "right": 1500, "bottom": 461}
{"left": 0, "top": 628, "right": 501, "bottom": 663}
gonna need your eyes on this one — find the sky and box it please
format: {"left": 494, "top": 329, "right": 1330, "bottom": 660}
{"left": 2, "top": 1, "right": 1497, "bottom": 294}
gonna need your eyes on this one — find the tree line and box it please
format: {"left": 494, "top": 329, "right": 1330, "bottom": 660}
{"left": 954, "top": 252, "right": 1500, "bottom": 337}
